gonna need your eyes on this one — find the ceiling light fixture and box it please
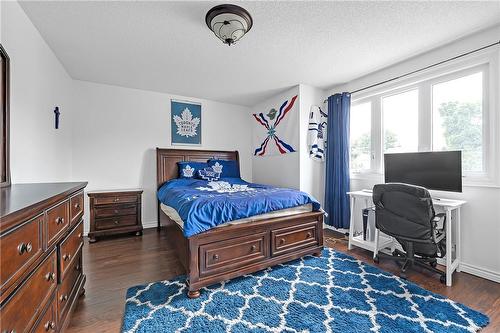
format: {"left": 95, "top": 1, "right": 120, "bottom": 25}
{"left": 205, "top": 4, "right": 253, "bottom": 46}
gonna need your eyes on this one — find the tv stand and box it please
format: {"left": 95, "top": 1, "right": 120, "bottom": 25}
{"left": 347, "top": 189, "right": 466, "bottom": 286}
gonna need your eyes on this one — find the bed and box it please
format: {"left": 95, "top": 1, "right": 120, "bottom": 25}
{"left": 156, "top": 148, "right": 324, "bottom": 298}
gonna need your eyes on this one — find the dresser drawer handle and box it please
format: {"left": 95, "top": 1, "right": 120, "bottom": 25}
{"left": 55, "top": 217, "right": 65, "bottom": 225}
{"left": 74, "top": 202, "right": 81, "bottom": 209}
{"left": 45, "top": 272, "right": 56, "bottom": 281}
{"left": 279, "top": 238, "right": 286, "bottom": 245}
{"left": 78, "top": 233, "right": 83, "bottom": 238}
{"left": 306, "top": 232, "right": 312, "bottom": 239}
{"left": 63, "top": 254, "right": 71, "bottom": 261}
{"left": 114, "top": 198, "right": 120, "bottom": 202}
{"left": 60, "top": 294, "right": 68, "bottom": 302}
{"left": 76, "top": 264, "right": 81, "bottom": 271}
{"left": 2, "top": 329, "right": 16, "bottom": 333}
{"left": 44, "top": 321, "right": 56, "bottom": 331}
{"left": 213, "top": 254, "right": 219, "bottom": 261}
{"left": 114, "top": 220, "right": 119, "bottom": 225}
{"left": 250, "top": 245, "right": 257, "bottom": 252}
{"left": 17, "top": 242, "right": 32, "bottom": 255}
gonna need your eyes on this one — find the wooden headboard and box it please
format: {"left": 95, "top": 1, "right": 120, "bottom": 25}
{"left": 156, "top": 148, "right": 240, "bottom": 188}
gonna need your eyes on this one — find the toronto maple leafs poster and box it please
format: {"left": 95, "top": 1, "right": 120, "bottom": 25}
{"left": 171, "top": 100, "right": 201, "bottom": 145}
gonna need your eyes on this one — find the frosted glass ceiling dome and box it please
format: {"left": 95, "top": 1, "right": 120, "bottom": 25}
{"left": 205, "top": 4, "right": 253, "bottom": 46}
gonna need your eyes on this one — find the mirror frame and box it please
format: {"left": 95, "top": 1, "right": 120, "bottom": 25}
{"left": 1, "top": 44, "right": 10, "bottom": 188}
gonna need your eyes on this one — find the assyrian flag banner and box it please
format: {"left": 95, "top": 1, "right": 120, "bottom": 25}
{"left": 253, "top": 95, "right": 298, "bottom": 157}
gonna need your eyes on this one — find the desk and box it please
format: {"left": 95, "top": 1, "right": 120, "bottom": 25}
{"left": 347, "top": 190, "right": 466, "bottom": 286}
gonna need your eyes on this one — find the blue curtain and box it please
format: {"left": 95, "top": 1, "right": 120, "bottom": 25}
{"left": 324, "top": 93, "right": 351, "bottom": 229}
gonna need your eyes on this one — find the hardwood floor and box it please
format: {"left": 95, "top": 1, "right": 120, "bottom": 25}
{"left": 66, "top": 228, "right": 500, "bottom": 333}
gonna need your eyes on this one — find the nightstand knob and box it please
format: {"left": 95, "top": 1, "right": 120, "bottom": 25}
{"left": 63, "top": 254, "right": 71, "bottom": 261}
{"left": 213, "top": 254, "right": 219, "bottom": 261}
{"left": 55, "top": 217, "right": 64, "bottom": 225}
{"left": 280, "top": 238, "right": 286, "bottom": 245}
{"left": 74, "top": 203, "right": 80, "bottom": 209}
{"left": 60, "top": 294, "right": 68, "bottom": 302}
{"left": 306, "top": 232, "right": 312, "bottom": 239}
{"left": 250, "top": 245, "right": 256, "bottom": 252}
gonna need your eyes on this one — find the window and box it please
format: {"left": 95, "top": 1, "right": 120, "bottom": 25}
{"left": 432, "top": 72, "right": 483, "bottom": 172}
{"left": 382, "top": 89, "right": 419, "bottom": 153}
{"left": 348, "top": 55, "right": 496, "bottom": 185}
{"left": 350, "top": 102, "right": 371, "bottom": 171}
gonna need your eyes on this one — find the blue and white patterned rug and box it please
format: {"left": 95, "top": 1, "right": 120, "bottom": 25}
{"left": 122, "top": 248, "right": 489, "bottom": 333}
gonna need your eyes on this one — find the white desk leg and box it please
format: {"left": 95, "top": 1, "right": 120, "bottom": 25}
{"left": 373, "top": 227, "right": 379, "bottom": 259}
{"left": 445, "top": 208, "right": 453, "bottom": 286}
{"left": 348, "top": 196, "right": 355, "bottom": 250}
{"left": 456, "top": 208, "right": 461, "bottom": 272}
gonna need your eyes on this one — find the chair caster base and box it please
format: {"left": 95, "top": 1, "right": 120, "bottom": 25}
{"left": 373, "top": 255, "right": 380, "bottom": 264}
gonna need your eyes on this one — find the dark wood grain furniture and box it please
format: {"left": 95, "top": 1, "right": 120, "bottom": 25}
{"left": 0, "top": 182, "right": 87, "bottom": 333}
{"left": 87, "top": 190, "right": 143, "bottom": 243}
{"left": 156, "top": 148, "right": 324, "bottom": 298}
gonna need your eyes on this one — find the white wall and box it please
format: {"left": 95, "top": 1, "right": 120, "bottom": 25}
{"left": 326, "top": 25, "right": 500, "bottom": 282}
{"left": 2, "top": 1, "right": 74, "bottom": 183}
{"left": 71, "top": 80, "right": 253, "bottom": 234}
{"left": 298, "top": 84, "right": 326, "bottom": 204}
{"left": 251, "top": 86, "right": 300, "bottom": 189}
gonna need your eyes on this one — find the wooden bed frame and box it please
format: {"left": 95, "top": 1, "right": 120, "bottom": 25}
{"left": 156, "top": 148, "right": 324, "bottom": 298}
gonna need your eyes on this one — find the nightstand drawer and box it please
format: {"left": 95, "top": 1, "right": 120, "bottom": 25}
{"left": 94, "top": 204, "right": 136, "bottom": 218}
{"left": 95, "top": 215, "right": 138, "bottom": 230}
{"left": 94, "top": 195, "right": 137, "bottom": 205}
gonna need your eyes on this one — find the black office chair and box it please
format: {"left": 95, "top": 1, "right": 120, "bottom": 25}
{"left": 372, "top": 183, "right": 447, "bottom": 283}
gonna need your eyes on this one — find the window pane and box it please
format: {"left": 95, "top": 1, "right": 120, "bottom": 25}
{"left": 432, "top": 72, "right": 483, "bottom": 172}
{"left": 382, "top": 89, "right": 419, "bottom": 153}
{"left": 350, "top": 102, "right": 371, "bottom": 171}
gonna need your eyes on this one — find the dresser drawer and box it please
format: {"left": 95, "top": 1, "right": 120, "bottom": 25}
{"left": 0, "top": 250, "right": 57, "bottom": 333}
{"left": 95, "top": 215, "right": 137, "bottom": 230}
{"left": 200, "top": 232, "right": 269, "bottom": 277}
{"left": 94, "top": 195, "right": 137, "bottom": 205}
{"left": 59, "top": 221, "right": 84, "bottom": 280}
{"left": 0, "top": 215, "right": 43, "bottom": 297}
{"left": 94, "top": 204, "right": 136, "bottom": 218}
{"left": 47, "top": 200, "right": 70, "bottom": 247}
{"left": 271, "top": 221, "right": 319, "bottom": 256}
{"left": 32, "top": 296, "right": 57, "bottom": 333}
{"left": 70, "top": 192, "right": 84, "bottom": 227}
{"left": 57, "top": 248, "right": 82, "bottom": 320}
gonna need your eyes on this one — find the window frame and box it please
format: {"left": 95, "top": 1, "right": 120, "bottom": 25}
{"left": 349, "top": 48, "right": 499, "bottom": 187}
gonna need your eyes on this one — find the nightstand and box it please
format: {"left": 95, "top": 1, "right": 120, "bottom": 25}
{"left": 87, "top": 189, "right": 143, "bottom": 243}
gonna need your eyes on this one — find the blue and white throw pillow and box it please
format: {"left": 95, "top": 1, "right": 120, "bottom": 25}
{"left": 207, "top": 159, "right": 240, "bottom": 178}
{"left": 177, "top": 162, "right": 207, "bottom": 179}
{"left": 198, "top": 162, "right": 223, "bottom": 181}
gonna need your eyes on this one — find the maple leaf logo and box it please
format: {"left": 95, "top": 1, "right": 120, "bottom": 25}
{"left": 174, "top": 108, "right": 200, "bottom": 138}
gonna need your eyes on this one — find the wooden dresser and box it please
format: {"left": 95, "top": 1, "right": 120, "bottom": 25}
{"left": 0, "top": 182, "right": 87, "bottom": 333}
{"left": 87, "top": 190, "right": 143, "bottom": 243}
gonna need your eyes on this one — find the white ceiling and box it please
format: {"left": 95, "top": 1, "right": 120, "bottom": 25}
{"left": 20, "top": 1, "right": 500, "bottom": 106}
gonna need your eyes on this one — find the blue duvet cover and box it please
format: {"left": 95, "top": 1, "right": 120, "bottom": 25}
{"left": 157, "top": 178, "right": 320, "bottom": 237}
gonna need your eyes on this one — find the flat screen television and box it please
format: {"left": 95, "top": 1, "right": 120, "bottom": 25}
{"left": 384, "top": 151, "right": 462, "bottom": 192}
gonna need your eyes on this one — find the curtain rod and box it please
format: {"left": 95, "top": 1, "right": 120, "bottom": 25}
{"left": 323, "top": 40, "right": 500, "bottom": 104}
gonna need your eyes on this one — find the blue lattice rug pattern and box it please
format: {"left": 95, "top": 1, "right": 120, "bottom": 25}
{"left": 121, "top": 248, "right": 488, "bottom": 333}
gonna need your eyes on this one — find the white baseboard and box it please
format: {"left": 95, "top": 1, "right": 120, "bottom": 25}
{"left": 459, "top": 262, "right": 500, "bottom": 284}
{"left": 323, "top": 224, "right": 349, "bottom": 234}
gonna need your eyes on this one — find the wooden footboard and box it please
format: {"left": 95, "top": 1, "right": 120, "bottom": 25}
{"left": 161, "top": 209, "right": 324, "bottom": 297}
